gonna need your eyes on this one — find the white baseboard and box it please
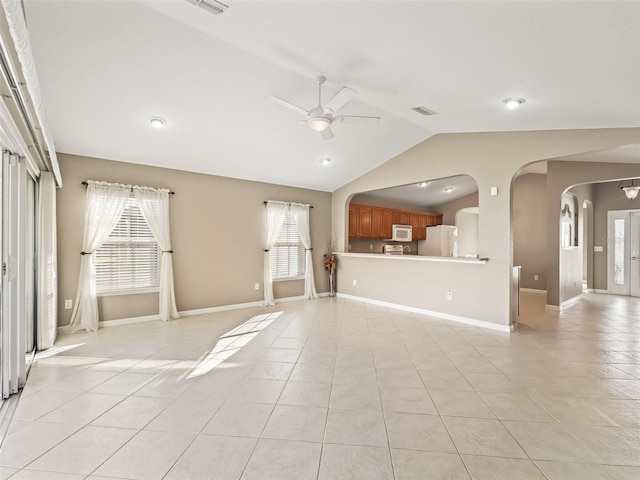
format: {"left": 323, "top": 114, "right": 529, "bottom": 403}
{"left": 545, "top": 293, "right": 584, "bottom": 312}
{"left": 336, "top": 293, "right": 513, "bottom": 333}
{"left": 520, "top": 288, "right": 547, "bottom": 294}
{"left": 98, "top": 293, "right": 331, "bottom": 328}
{"left": 99, "top": 314, "right": 161, "bottom": 328}
{"left": 593, "top": 289, "right": 609, "bottom": 294}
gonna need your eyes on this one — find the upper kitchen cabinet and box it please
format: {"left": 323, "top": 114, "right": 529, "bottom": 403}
{"left": 372, "top": 207, "right": 393, "bottom": 239}
{"left": 392, "top": 210, "right": 411, "bottom": 225}
{"left": 349, "top": 204, "right": 372, "bottom": 238}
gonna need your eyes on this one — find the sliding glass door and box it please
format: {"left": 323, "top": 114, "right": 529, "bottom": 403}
{"left": 0, "top": 150, "right": 37, "bottom": 399}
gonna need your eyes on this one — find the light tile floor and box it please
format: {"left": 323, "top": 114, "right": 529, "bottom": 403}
{"left": 1, "top": 292, "right": 640, "bottom": 479}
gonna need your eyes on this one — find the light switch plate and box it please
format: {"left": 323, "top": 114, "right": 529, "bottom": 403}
{"left": 490, "top": 186, "right": 498, "bottom": 196}
{"left": 594, "top": 246, "right": 604, "bottom": 252}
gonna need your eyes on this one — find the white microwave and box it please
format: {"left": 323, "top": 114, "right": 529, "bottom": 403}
{"left": 392, "top": 224, "right": 412, "bottom": 242}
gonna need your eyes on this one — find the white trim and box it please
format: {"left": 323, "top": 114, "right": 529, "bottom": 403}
{"left": 336, "top": 293, "right": 512, "bottom": 333}
{"left": 561, "top": 295, "right": 582, "bottom": 308}
{"left": 546, "top": 293, "right": 584, "bottom": 311}
{"left": 97, "top": 292, "right": 331, "bottom": 328}
{"left": 335, "top": 252, "right": 488, "bottom": 264}
{"left": 97, "top": 287, "right": 160, "bottom": 297}
{"left": 593, "top": 289, "right": 609, "bottom": 294}
{"left": 520, "top": 288, "right": 546, "bottom": 294}
{"left": 272, "top": 275, "right": 305, "bottom": 283}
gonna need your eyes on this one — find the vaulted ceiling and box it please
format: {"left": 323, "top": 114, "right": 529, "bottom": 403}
{"left": 24, "top": 1, "right": 640, "bottom": 192}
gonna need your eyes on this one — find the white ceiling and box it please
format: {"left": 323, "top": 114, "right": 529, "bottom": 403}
{"left": 359, "top": 175, "right": 478, "bottom": 207}
{"left": 24, "top": 1, "right": 640, "bottom": 192}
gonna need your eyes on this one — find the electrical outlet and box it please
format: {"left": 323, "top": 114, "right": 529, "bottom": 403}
{"left": 370, "top": 244, "right": 373, "bottom": 250}
{"left": 64, "top": 299, "right": 72, "bottom": 309}
{"left": 534, "top": 274, "right": 539, "bottom": 281}
{"left": 353, "top": 279, "right": 357, "bottom": 286}
{"left": 447, "top": 291, "right": 453, "bottom": 300}
{"left": 254, "top": 283, "right": 259, "bottom": 291}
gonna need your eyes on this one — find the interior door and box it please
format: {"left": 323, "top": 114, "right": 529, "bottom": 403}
{"left": 631, "top": 212, "right": 640, "bottom": 297}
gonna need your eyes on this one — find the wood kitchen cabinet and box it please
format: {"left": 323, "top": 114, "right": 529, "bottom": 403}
{"left": 349, "top": 204, "right": 372, "bottom": 238}
{"left": 427, "top": 214, "right": 443, "bottom": 226}
{"left": 392, "top": 210, "right": 410, "bottom": 225}
{"left": 371, "top": 207, "right": 393, "bottom": 239}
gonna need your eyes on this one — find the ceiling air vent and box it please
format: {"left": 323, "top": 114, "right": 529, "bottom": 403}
{"left": 412, "top": 106, "right": 437, "bottom": 116}
{"left": 185, "top": 0, "right": 228, "bottom": 15}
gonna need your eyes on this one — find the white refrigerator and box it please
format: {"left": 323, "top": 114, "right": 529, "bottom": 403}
{"left": 418, "top": 225, "right": 457, "bottom": 256}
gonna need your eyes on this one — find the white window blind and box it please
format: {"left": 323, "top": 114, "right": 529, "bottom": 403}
{"left": 95, "top": 197, "right": 160, "bottom": 292}
{"left": 270, "top": 209, "right": 304, "bottom": 279}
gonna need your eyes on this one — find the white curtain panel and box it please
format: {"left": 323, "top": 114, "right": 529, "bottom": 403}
{"left": 133, "top": 186, "right": 179, "bottom": 321}
{"left": 0, "top": 0, "right": 61, "bottom": 184}
{"left": 36, "top": 172, "right": 57, "bottom": 349}
{"left": 59, "top": 181, "right": 129, "bottom": 333}
{"left": 291, "top": 203, "right": 318, "bottom": 300}
{"left": 264, "top": 201, "right": 288, "bottom": 306}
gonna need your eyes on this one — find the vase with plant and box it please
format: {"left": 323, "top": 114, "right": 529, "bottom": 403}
{"left": 323, "top": 254, "right": 337, "bottom": 297}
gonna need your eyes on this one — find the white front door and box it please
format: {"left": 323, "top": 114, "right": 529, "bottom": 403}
{"left": 608, "top": 210, "right": 640, "bottom": 297}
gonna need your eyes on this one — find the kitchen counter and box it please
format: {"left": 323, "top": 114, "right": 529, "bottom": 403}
{"left": 336, "top": 252, "right": 488, "bottom": 264}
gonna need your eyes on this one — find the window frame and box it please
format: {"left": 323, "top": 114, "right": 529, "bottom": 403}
{"left": 270, "top": 208, "right": 305, "bottom": 281}
{"left": 94, "top": 195, "right": 161, "bottom": 296}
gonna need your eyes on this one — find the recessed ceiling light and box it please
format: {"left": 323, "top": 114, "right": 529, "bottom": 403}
{"left": 444, "top": 187, "right": 453, "bottom": 193}
{"left": 503, "top": 97, "right": 526, "bottom": 109}
{"left": 418, "top": 182, "right": 428, "bottom": 187}
{"left": 149, "top": 117, "right": 166, "bottom": 129}
{"left": 320, "top": 157, "right": 331, "bottom": 166}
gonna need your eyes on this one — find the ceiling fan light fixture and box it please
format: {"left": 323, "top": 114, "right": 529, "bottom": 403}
{"left": 503, "top": 97, "right": 526, "bottom": 109}
{"left": 308, "top": 116, "right": 331, "bottom": 132}
{"left": 620, "top": 179, "right": 640, "bottom": 200}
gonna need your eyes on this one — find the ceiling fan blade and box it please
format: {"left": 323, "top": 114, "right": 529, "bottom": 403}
{"left": 269, "top": 119, "right": 307, "bottom": 129}
{"left": 321, "top": 127, "right": 335, "bottom": 140}
{"left": 266, "top": 95, "right": 308, "bottom": 116}
{"left": 324, "top": 86, "right": 357, "bottom": 113}
{"left": 334, "top": 115, "right": 381, "bottom": 124}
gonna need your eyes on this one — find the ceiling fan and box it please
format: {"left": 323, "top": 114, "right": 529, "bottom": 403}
{"left": 266, "top": 75, "right": 381, "bottom": 140}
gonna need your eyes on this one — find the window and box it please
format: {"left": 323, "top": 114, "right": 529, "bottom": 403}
{"left": 95, "top": 196, "right": 160, "bottom": 293}
{"left": 270, "top": 209, "right": 304, "bottom": 279}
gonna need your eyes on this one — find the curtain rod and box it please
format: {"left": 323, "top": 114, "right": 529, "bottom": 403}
{"left": 82, "top": 181, "right": 175, "bottom": 195}
{"left": 263, "top": 201, "right": 313, "bottom": 208}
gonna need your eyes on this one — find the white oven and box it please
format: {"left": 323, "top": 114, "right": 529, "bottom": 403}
{"left": 391, "top": 224, "right": 412, "bottom": 242}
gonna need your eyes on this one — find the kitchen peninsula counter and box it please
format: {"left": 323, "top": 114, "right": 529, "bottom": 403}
{"left": 336, "top": 252, "right": 487, "bottom": 264}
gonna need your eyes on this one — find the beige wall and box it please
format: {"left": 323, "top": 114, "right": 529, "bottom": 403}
{"left": 56, "top": 154, "right": 332, "bottom": 325}
{"left": 334, "top": 128, "right": 640, "bottom": 327}
{"left": 513, "top": 174, "right": 547, "bottom": 290}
